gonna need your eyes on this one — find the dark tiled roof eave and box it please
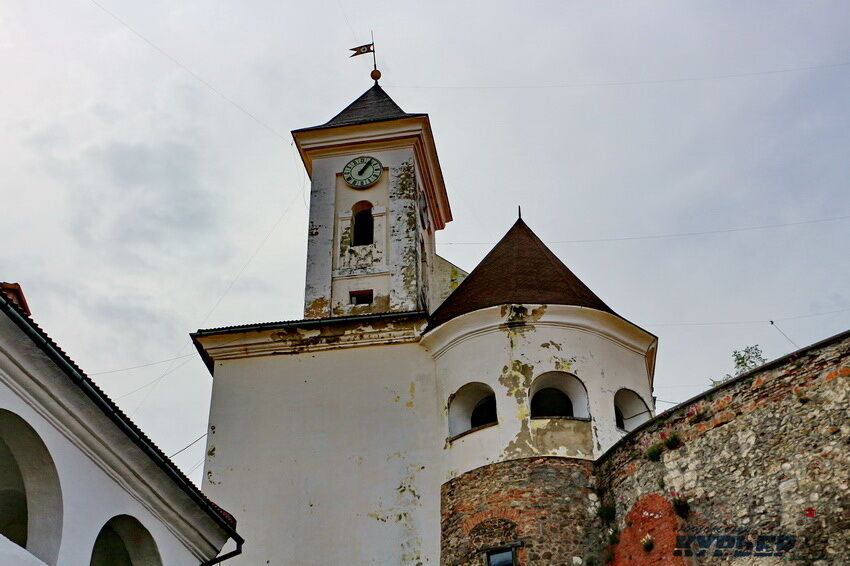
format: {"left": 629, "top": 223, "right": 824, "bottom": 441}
{"left": 293, "top": 83, "right": 425, "bottom": 132}
{"left": 0, "top": 294, "right": 242, "bottom": 540}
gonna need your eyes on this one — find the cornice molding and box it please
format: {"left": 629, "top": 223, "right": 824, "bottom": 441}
{"left": 421, "top": 304, "right": 658, "bottom": 365}
{"left": 197, "top": 316, "right": 426, "bottom": 364}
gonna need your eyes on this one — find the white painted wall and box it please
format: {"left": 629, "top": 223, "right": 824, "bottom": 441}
{"left": 0, "top": 535, "right": 47, "bottom": 566}
{"left": 0, "top": 314, "right": 227, "bottom": 565}
{"left": 0, "top": 384, "right": 202, "bottom": 565}
{"left": 203, "top": 342, "right": 442, "bottom": 565}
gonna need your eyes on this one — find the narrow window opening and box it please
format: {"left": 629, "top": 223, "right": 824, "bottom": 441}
{"left": 349, "top": 290, "right": 373, "bottom": 305}
{"left": 530, "top": 387, "right": 573, "bottom": 418}
{"left": 487, "top": 548, "right": 517, "bottom": 566}
{"left": 615, "top": 406, "right": 625, "bottom": 429}
{"left": 0, "top": 437, "right": 27, "bottom": 548}
{"left": 351, "top": 201, "right": 374, "bottom": 246}
{"left": 470, "top": 395, "right": 497, "bottom": 429}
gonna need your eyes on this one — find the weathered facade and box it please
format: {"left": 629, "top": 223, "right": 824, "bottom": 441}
{"left": 194, "top": 80, "right": 849, "bottom": 565}
{"left": 0, "top": 289, "right": 242, "bottom": 565}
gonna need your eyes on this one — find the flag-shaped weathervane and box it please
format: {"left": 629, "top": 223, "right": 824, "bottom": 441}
{"left": 349, "top": 43, "right": 374, "bottom": 57}
{"left": 350, "top": 33, "right": 381, "bottom": 81}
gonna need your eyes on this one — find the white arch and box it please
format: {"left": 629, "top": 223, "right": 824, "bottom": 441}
{"left": 448, "top": 382, "right": 497, "bottom": 437}
{"left": 89, "top": 515, "right": 162, "bottom": 566}
{"left": 0, "top": 409, "right": 63, "bottom": 565}
{"left": 529, "top": 372, "right": 590, "bottom": 419}
{"left": 614, "top": 388, "right": 651, "bottom": 431}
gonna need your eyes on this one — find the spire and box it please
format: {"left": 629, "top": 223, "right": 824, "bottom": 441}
{"left": 294, "top": 83, "right": 425, "bottom": 132}
{"left": 429, "top": 219, "right": 615, "bottom": 328}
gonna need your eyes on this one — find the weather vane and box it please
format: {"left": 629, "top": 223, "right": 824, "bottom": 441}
{"left": 349, "top": 31, "right": 381, "bottom": 82}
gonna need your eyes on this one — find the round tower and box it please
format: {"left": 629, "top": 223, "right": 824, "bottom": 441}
{"left": 422, "top": 218, "right": 657, "bottom": 565}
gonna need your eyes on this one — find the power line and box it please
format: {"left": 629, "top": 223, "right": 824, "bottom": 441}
{"left": 187, "top": 457, "right": 206, "bottom": 475}
{"left": 116, "top": 357, "right": 194, "bottom": 400}
{"left": 387, "top": 58, "right": 850, "bottom": 89}
{"left": 95, "top": 306, "right": 848, "bottom": 380}
{"left": 646, "top": 306, "right": 850, "bottom": 327}
{"left": 770, "top": 320, "right": 799, "bottom": 348}
{"left": 441, "top": 214, "right": 850, "bottom": 246}
{"left": 169, "top": 432, "right": 208, "bottom": 459}
{"left": 90, "top": 354, "right": 195, "bottom": 376}
{"left": 89, "top": 0, "right": 289, "bottom": 143}
{"left": 126, "top": 193, "right": 299, "bottom": 413}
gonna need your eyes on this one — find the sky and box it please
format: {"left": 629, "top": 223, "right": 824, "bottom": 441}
{"left": 2, "top": 1, "right": 849, "bottom": 481}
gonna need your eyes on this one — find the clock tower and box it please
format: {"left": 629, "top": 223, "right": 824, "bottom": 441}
{"left": 292, "top": 82, "right": 452, "bottom": 319}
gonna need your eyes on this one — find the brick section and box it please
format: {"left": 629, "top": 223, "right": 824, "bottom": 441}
{"left": 441, "top": 457, "right": 600, "bottom": 565}
{"left": 441, "top": 332, "right": 849, "bottom": 565}
{"left": 597, "top": 330, "right": 850, "bottom": 565}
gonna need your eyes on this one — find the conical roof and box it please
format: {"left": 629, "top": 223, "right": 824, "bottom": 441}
{"left": 295, "top": 83, "right": 425, "bottom": 132}
{"left": 429, "top": 219, "right": 615, "bottom": 328}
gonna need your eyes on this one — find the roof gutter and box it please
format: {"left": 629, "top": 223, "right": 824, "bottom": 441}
{"left": 0, "top": 295, "right": 244, "bottom": 554}
{"left": 200, "top": 538, "right": 243, "bottom": 565}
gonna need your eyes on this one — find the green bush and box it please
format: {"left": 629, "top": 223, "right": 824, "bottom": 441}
{"left": 663, "top": 433, "right": 682, "bottom": 450}
{"left": 645, "top": 444, "right": 664, "bottom": 461}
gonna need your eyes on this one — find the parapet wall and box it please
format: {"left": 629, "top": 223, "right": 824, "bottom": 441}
{"left": 440, "top": 330, "right": 849, "bottom": 565}
{"left": 595, "top": 330, "right": 849, "bottom": 565}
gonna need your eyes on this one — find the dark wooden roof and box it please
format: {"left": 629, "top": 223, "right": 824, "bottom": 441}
{"left": 429, "top": 219, "right": 615, "bottom": 328}
{"left": 294, "top": 83, "right": 425, "bottom": 132}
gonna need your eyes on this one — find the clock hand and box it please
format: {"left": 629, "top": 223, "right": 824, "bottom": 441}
{"left": 357, "top": 160, "right": 372, "bottom": 176}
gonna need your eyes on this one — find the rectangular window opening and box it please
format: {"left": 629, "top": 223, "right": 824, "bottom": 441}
{"left": 349, "top": 290, "right": 374, "bottom": 305}
{"left": 486, "top": 548, "right": 516, "bottom": 566}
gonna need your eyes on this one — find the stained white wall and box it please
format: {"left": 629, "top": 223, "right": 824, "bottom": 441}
{"left": 305, "top": 147, "right": 431, "bottom": 318}
{"left": 422, "top": 304, "right": 656, "bottom": 482}
{"left": 203, "top": 342, "right": 442, "bottom": 565}
{"left": 202, "top": 303, "right": 656, "bottom": 564}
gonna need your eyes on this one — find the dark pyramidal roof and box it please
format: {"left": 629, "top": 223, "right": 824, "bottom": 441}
{"left": 429, "top": 219, "right": 615, "bottom": 328}
{"left": 295, "top": 83, "right": 425, "bottom": 131}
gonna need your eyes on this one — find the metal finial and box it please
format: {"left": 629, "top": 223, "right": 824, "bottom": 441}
{"left": 518, "top": 205, "right": 522, "bottom": 219}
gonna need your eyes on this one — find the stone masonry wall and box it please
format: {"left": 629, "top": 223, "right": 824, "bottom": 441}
{"left": 595, "top": 330, "right": 849, "bottom": 565}
{"left": 441, "top": 457, "right": 601, "bottom": 565}
{"left": 440, "top": 331, "right": 849, "bottom": 565}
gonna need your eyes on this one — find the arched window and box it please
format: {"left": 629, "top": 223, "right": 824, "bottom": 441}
{"left": 351, "top": 201, "right": 374, "bottom": 246}
{"left": 613, "top": 389, "right": 651, "bottom": 432}
{"left": 530, "top": 388, "right": 573, "bottom": 418}
{"left": 0, "top": 437, "right": 27, "bottom": 548}
{"left": 0, "top": 409, "right": 63, "bottom": 565}
{"left": 448, "top": 383, "right": 498, "bottom": 437}
{"left": 90, "top": 515, "right": 162, "bottom": 566}
{"left": 529, "top": 372, "right": 589, "bottom": 419}
{"left": 470, "top": 395, "right": 497, "bottom": 429}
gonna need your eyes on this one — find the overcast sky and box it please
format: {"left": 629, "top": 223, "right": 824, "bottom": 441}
{"left": 2, "top": 1, "right": 849, "bottom": 481}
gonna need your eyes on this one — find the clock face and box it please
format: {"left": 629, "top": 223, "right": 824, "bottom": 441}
{"left": 342, "top": 156, "right": 383, "bottom": 189}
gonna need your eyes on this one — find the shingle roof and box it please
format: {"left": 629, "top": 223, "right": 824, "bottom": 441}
{"left": 429, "top": 219, "right": 616, "bottom": 328}
{"left": 294, "top": 83, "right": 425, "bottom": 132}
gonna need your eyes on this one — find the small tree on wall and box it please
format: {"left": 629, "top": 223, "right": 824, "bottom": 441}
{"left": 711, "top": 345, "right": 767, "bottom": 386}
